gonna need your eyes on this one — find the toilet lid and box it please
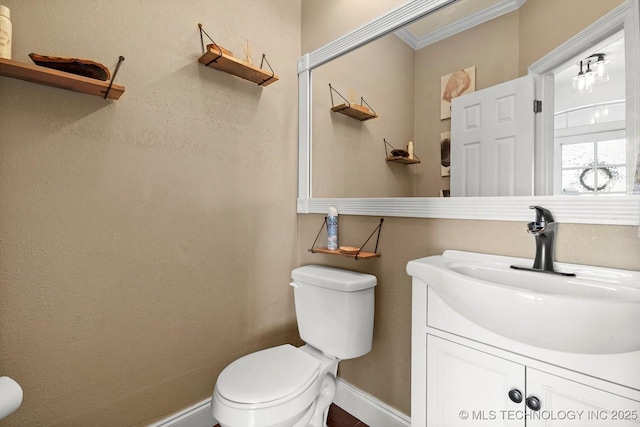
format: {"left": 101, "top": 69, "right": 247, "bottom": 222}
{"left": 217, "top": 344, "right": 320, "bottom": 404}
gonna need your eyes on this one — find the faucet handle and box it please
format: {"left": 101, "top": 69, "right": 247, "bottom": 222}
{"left": 529, "top": 206, "right": 555, "bottom": 223}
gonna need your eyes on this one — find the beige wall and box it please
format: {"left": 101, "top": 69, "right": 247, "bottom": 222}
{"left": 301, "top": 0, "right": 406, "bottom": 54}
{"left": 0, "top": 0, "right": 300, "bottom": 425}
{"left": 301, "top": 0, "right": 639, "bottom": 417}
{"left": 312, "top": 32, "right": 416, "bottom": 198}
{"left": 303, "top": 0, "right": 415, "bottom": 198}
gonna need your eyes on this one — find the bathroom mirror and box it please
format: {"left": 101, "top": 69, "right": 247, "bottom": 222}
{"left": 297, "top": 0, "right": 640, "bottom": 224}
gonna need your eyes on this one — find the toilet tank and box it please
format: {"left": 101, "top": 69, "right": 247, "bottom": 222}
{"left": 291, "top": 265, "right": 376, "bottom": 360}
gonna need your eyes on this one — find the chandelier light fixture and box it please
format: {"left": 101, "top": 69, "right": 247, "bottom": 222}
{"left": 572, "top": 53, "right": 608, "bottom": 94}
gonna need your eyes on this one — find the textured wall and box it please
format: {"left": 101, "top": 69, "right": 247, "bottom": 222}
{"left": 311, "top": 32, "right": 417, "bottom": 198}
{"left": 0, "top": 1, "right": 300, "bottom": 425}
{"left": 300, "top": 0, "right": 639, "bottom": 417}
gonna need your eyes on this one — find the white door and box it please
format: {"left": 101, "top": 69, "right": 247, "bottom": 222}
{"left": 427, "top": 335, "right": 525, "bottom": 427}
{"left": 451, "top": 75, "right": 535, "bottom": 197}
{"left": 526, "top": 368, "right": 640, "bottom": 427}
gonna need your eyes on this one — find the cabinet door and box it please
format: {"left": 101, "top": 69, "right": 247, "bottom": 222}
{"left": 526, "top": 368, "right": 640, "bottom": 427}
{"left": 427, "top": 335, "right": 525, "bottom": 427}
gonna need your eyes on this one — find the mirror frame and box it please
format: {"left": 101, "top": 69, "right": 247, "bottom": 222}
{"left": 297, "top": 0, "right": 640, "bottom": 225}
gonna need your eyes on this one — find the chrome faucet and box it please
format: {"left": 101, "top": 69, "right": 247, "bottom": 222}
{"left": 511, "top": 206, "right": 575, "bottom": 276}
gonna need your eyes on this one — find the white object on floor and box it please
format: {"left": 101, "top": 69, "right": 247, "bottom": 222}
{"left": 0, "top": 376, "right": 23, "bottom": 420}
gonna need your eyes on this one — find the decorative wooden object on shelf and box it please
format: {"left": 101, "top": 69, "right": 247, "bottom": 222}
{"left": 0, "top": 56, "right": 125, "bottom": 100}
{"left": 28, "top": 53, "right": 111, "bottom": 81}
{"left": 329, "top": 83, "right": 378, "bottom": 121}
{"left": 384, "top": 138, "right": 421, "bottom": 164}
{"left": 309, "top": 217, "right": 384, "bottom": 260}
{"left": 197, "top": 25, "right": 279, "bottom": 87}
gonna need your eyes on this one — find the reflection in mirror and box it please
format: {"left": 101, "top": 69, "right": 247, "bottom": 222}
{"left": 298, "top": 0, "right": 640, "bottom": 224}
{"left": 309, "top": 0, "right": 638, "bottom": 199}
{"left": 312, "top": 31, "right": 416, "bottom": 198}
{"left": 552, "top": 31, "right": 628, "bottom": 195}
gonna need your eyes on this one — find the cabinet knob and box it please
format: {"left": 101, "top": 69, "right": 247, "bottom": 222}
{"left": 508, "top": 389, "right": 523, "bottom": 404}
{"left": 526, "top": 396, "right": 541, "bottom": 411}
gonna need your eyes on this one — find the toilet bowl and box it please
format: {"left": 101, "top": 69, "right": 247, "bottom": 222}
{"left": 212, "top": 265, "right": 377, "bottom": 427}
{"left": 212, "top": 344, "right": 338, "bottom": 427}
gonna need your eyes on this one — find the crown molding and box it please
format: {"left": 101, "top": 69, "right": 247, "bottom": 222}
{"left": 302, "top": 0, "right": 455, "bottom": 72}
{"left": 395, "top": 0, "right": 526, "bottom": 50}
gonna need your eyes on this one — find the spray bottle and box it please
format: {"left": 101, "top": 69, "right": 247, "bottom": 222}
{"left": 327, "top": 207, "right": 339, "bottom": 250}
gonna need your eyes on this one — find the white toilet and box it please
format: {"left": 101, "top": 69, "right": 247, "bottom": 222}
{"left": 212, "top": 265, "right": 377, "bottom": 427}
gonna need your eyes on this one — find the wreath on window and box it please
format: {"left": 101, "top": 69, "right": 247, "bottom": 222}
{"left": 578, "top": 163, "right": 619, "bottom": 192}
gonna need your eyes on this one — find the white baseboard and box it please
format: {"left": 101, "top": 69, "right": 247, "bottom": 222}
{"left": 334, "top": 378, "right": 411, "bottom": 427}
{"left": 147, "top": 379, "right": 411, "bottom": 427}
{"left": 147, "top": 398, "right": 216, "bottom": 427}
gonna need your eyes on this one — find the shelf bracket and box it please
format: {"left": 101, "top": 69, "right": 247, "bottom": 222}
{"left": 103, "top": 56, "right": 125, "bottom": 100}
{"left": 198, "top": 23, "right": 223, "bottom": 65}
{"left": 309, "top": 217, "right": 329, "bottom": 254}
{"left": 329, "top": 83, "right": 350, "bottom": 107}
{"left": 355, "top": 218, "right": 384, "bottom": 260}
{"left": 258, "top": 53, "right": 276, "bottom": 86}
{"left": 384, "top": 138, "right": 398, "bottom": 158}
{"left": 359, "top": 96, "right": 376, "bottom": 116}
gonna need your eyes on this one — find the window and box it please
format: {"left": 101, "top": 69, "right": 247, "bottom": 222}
{"left": 555, "top": 129, "right": 626, "bottom": 195}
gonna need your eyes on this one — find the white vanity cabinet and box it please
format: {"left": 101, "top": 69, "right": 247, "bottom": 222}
{"left": 426, "top": 335, "right": 640, "bottom": 427}
{"left": 411, "top": 277, "right": 640, "bottom": 427}
{"left": 426, "top": 335, "right": 524, "bottom": 426}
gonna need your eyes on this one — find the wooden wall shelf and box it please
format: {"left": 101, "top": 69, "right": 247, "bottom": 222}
{"left": 308, "top": 247, "right": 381, "bottom": 259}
{"left": 331, "top": 103, "right": 378, "bottom": 121}
{"left": 328, "top": 84, "right": 378, "bottom": 121}
{"left": 386, "top": 156, "right": 420, "bottom": 164}
{"left": 309, "top": 217, "right": 383, "bottom": 260}
{"left": 198, "top": 45, "right": 279, "bottom": 87}
{"left": 383, "top": 139, "right": 420, "bottom": 164}
{"left": 0, "top": 57, "right": 125, "bottom": 100}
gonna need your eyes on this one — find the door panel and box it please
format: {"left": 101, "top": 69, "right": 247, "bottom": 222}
{"left": 427, "top": 335, "right": 525, "bottom": 426}
{"left": 526, "top": 368, "right": 640, "bottom": 427}
{"left": 451, "top": 75, "right": 535, "bottom": 196}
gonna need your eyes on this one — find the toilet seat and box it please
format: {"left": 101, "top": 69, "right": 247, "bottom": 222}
{"left": 213, "top": 345, "right": 331, "bottom": 427}
{"left": 216, "top": 344, "right": 321, "bottom": 406}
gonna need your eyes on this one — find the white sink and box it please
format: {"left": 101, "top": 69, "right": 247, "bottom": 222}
{"left": 406, "top": 250, "right": 640, "bottom": 354}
